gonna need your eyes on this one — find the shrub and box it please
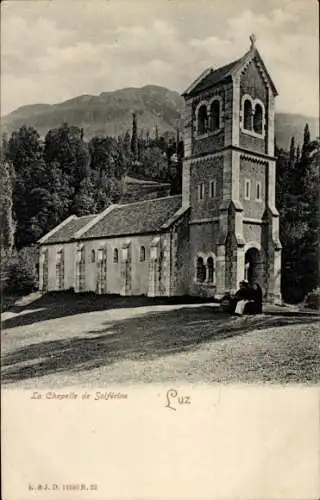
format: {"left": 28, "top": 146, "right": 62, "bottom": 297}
{"left": 5, "top": 252, "right": 37, "bottom": 295}
{"left": 304, "top": 288, "right": 320, "bottom": 310}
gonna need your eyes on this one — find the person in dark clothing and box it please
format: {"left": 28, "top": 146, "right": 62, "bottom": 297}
{"left": 252, "top": 282, "right": 263, "bottom": 313}
{"left": 229, "top": 280, "right": 250, "bottom": 314}
{"left": 244, "top": 282, "right": 263, "bottom": 314}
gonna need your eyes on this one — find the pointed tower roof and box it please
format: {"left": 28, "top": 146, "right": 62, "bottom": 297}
{"left": 182, "top": 34, "right": 278, "bottom": 97}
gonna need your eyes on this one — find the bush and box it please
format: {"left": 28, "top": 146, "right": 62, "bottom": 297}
{"left": 5, "top": 253, "right": 37, "bottom": 295}
{"left": 304, "top": 288, "right": 320, "bottom": 310}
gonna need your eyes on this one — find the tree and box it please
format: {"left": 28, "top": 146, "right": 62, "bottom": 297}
{"left": 139, "top": 146, "right": 167, "bottom": 180}
{"left": 94, "top": 173, "right": 121, "bottom": 212}
{"left": 89, "top": 136, "right": 117, "bottom": 177}
{"left": 6, "top": 127, "right": 47, "bottom": 248}
{"left": 130, "top": 113, "right": 139, "bottom": 161}
{"left": 72, "top": 176, "right": 96, "bottom": 216}
{"left": 277, "top": 124, "right": 320, "bottom": 302}
{"left": 0, "top": 158, "right": 15, "bottom": 255}
{"left": 43, "top": 124, "right": 90, "bottom": 193}
{"left": 6, "top": 126, "right": 42, "bottom": 174}
{"left": 6, "top": 249, "right": 37, "bottom": 295}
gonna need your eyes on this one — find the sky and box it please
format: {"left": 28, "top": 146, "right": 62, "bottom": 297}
{"left": 1, "top": 0, "right": 319, "bottom": 117}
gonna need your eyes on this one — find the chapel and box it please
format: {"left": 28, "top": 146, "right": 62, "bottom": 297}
{"left": 38, "top": 36, "right": 282, "bottom": 302}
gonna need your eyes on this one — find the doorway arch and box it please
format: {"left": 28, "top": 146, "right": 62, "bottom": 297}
{"left": 244, "top": 245, "right": 263, "bottom": 285}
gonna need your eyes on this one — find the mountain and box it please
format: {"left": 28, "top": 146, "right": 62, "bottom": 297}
{"left": 1, "top": 85, "right": 318, "bottom": 150}
{"left": 1, "top": 85, "right": 184, "bottom": 140}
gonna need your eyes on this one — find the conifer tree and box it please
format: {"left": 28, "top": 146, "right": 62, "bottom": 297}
{"left": 130, "top": 113, "right": 138, "bottom": 161}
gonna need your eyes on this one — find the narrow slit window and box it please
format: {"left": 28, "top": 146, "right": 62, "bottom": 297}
{"left": 140, "top": 246, "right": 146, "bottom": 262}
{"left": 253, "top": 104, "right": 263, "bottom": 134}
{"left": 209, "top": 180, "right": 217, "bottom": 198}
{"left": 243, "top": 99, "right": 253, "bottom": 131}
{"left": 113, "top": 248, "right": 119, "bottom": 263}
{"left": 196, "top": 257, "right": 206, "bottom": 283}
{"left": 245, "top": 179, "right": 251, "bottom": 200}
{"left": 197, "top": 105, "right": 208, "bottom": 135}
{"left": 198, "top": 183, "right": 205, "bottom": 201}
{"left": 210, "top": 100, "right": 220, "bottom": 131}
{"left": 256, "top": 181, "right": 262, "bottom": 201}
{"left": 207, "top": 257, "right": 215, "bottom": 283}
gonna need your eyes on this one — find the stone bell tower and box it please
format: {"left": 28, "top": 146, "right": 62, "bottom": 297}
{"left": 181, "top": 35, "right": 282, "bottom": 302}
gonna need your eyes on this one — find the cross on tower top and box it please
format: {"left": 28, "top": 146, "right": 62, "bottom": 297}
{"left": 249, "top": 33, "right": 257, "bottom": 48}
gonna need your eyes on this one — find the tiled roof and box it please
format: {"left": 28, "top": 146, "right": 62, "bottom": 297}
{"left": 44, "top": 215, "right": 96, "bottom": 244}
{"left": 81, "top": 195, "right": 182, "bottom": 239}
{"left": 123, "top": 175, "right": 170, "bottom": 186}
{"left": 183, "top": 47, "right": 278, "bottom": 97}
{"left": 183, "top": 58, "right": 242, "bottom": 96}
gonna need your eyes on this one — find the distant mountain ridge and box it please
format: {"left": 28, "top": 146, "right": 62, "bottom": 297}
{"left": 2, "top": 85, "right": 318, "bottom": 150}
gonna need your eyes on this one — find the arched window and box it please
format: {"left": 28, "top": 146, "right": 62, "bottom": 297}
{"left": 210, "top": 100, "right": 220, "bottom": 131}
{"left": 197, "top": 105, "right": 208, "bottom": 135}
{"left": 196, "top": 257, "right": 206, "bottom": 283}
{"left": 113, "top": 248, "right": 119, "bottom": 263}
{"left": 243, "top": 99, "right": 253, "bottom": 131}
{"left": 91, "top": 249, "right": 96, "bottom": 263}
{"left": 140, "top": 246, "right": 146, "bottom": 262}
{"left": 253, "top": 103, "right": 263, "bottom": 134}
{"left": 207, "top": 256, "right": 215, "bottom": 283}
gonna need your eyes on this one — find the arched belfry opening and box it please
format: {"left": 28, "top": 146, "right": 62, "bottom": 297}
{"left": 244, "top": 247, "right": 263, "bottom": 285}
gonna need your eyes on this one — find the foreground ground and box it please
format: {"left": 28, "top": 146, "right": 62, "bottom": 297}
{"left": 1, "top": 293, "right": 319, "bottom": 388}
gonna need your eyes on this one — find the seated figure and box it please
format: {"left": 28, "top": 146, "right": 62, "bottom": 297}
{"left": 231, "top": 281, "right": 251, "bottom": 315}
{"left": 221, "top": 281, "right": 263, "bottom": 316}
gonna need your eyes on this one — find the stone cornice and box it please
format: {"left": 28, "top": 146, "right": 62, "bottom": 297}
{"left": 243, "top": 217, "right": 266, "bottom": 224}
{"left": 189, "top": 217, "right": 219, "bottom": 225}
{"left": 184, "top": 145, "right": 276, "bottom": 163}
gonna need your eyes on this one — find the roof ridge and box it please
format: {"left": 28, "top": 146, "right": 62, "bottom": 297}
{"left": 38, "top": 214, "right": 77, "bottom": 244}
{"left": 182, "top": 45, "right": 272, "bottom": 97}
{"left": 78, "top": 214, "right": 96, "bottom": 220}
{"left": 116, "top": 194, "right": 182, "bottom": 208}
{"left": 75, "top": 204, "right": 119, "bottom": 239}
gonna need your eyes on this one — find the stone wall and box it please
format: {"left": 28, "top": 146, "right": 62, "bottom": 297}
{"left": 240, "top": 156, "right": 267, "bottom": 219}
{"left": 239, "top": 131, "right": 266, "bottom": 155}
{"left": 42, "top": 234, "right": 162, "bottom": 296}
{"left": 40, "top": 242, "right": 75, "bottom": 292}
{"left": 189, "top": 155, "right": 224, "bottom": 221}
{"left": 191, "top": 86, "right": 226, "bottom": 156}
{"left": 240, "top": 59, "right": 268, "bottom": 103}
{"left": 239, "top": 59, "right": 268, "bottom": 154}
{"left": 188, "top": 221, "right": 219, "bottom": 296}
{"left": 193, "top": 131, "right": 224, "bottom": 156}
{"left": 173, "top": 213, "right": 191, "bottom": 295}
{"left": 86, "top": 234, "right": 155, "bottom": 295}
{"left": 243, "top": 222, "right": 263, "bottom": 245}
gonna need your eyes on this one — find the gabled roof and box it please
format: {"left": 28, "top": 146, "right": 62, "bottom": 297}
{"left": 40, "top": 215, "right": 96, "bottom": 245}
{"left": 182, "top": 58, "right": 242, "bottom": 96}
{"left": 182, "top": 45, "right": 278, "bottom": 97}
{"left": 123, "top": 175, "right": 170, "bottom": 187}
{"left": 80, "top": 195, "right": 183, "bottom": 239}
{"left": 39, "top": 195, "right": 185, "bottom": 245}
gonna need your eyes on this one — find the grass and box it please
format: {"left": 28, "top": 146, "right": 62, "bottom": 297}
{"left": 1, "top": 292, "right": 319, "bottom": 388}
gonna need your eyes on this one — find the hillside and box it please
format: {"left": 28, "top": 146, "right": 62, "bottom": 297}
{"left": 1, "top": 85, "right": 318, "bottom": 150}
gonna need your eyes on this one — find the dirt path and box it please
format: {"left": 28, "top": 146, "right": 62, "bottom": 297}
{"left": 2, "top": 298, "right": 319, "bottom": 388}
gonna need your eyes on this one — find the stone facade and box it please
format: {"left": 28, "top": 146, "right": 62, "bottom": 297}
{"left": 38, "top": 41, "right": 282, "bottom": 303}
{"left": 181, "top": 41, "right": 281, "bottom": 302}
